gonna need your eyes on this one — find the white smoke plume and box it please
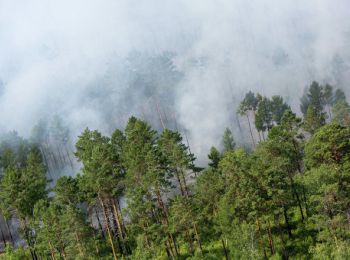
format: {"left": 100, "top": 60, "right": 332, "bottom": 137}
{"left": 0, "top": 0, "right": 349, "bottom": 163}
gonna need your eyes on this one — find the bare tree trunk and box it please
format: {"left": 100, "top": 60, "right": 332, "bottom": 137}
{"left": 246, "top": 114, "right": 255, "bottom": 147}
{"left": 64, "top": 145, "right": 74, "bottom": 170}
{"left": 111, "top": 199, "right": 127, "bottom": 255}
{"left": 156, "top": 101, "right": 166, "bottom": 130}
{"left": 155, "top": 189, "right": 179, "bottom": 257}
{"left": 93, "top": 206, "right": 105, "bottom": 238}
{"left": 99, "top": 195, "right": 118, "bottom": 260}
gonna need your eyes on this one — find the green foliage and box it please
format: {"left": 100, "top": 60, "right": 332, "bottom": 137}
{"left": 332, "top": 99, "right": 350, "bottom": 126}
{"left": 0, "top": 147, "right": 47, "bottom": 218}
{"left": 222, "top": 128, "right": 235, "bottom": 152}
{"left": 2, "top": 106, "right": 350, "bottom": 259}
{"left": 304, "top": 123, "right": 350, "bottom": 168}
{"left": 303, "top": 105, "right": 326, "bottom": 134}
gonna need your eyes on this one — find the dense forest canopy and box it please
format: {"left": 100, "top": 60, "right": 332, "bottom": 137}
{"left": 0, "top": 82, "right": 349, "bottom": 259}
{"left": 1, "top": 1, "right": 350, "bottom": 259}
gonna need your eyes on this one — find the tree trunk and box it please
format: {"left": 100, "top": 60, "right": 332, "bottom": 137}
{"left": 221, "top": 238, "right": 229, "bottom": 260}
{"left": 283, "top": 206, "right": 292, "bottom": 238}
{"left": 267, "top": 220, "right": 275, "bottom": 255}
{"left": 155, "top": 189, "right": 179, "bottom": 257}
{"left": 4, "top": 218, "right": 14, "bottom": 245}
{"left": 0, "top": 224, "right": 6, "bottom": 248}
{"left": 48, "top": 241, "right": 57, "bottom": 260}
{"left": 75, "top": 231, "right": 85, "bottom": 258}
{"left": 64, "top": 145, "right": 74, "bottom": 170}
{"left": 99, "top": 195, "right": 118, "bottom": 260}
{"left": 111, "top": 199, "right": 127, "bottom": 255}
{"left": 186, "top": 230, "right": 194, "bottom": 256}
{"left": 93, "top": 205, "right": 105, "bottom": 238}
{"left": 256, "top": 217, "right": 267, "bottom": 260}
{"left": 156, "top": 101, "right": 166, "bottom": 129}
{"left": 193, "top": 222, "right": 203, "bottom": 253}
{"left": 19, "top": 218, "right": 36, "bottom": 260}
{"left": 246, "top": 114, "right": 255, "bottom": 147}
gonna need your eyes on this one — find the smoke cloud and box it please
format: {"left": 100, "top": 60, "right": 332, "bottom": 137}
{"left": 1, "top": 0, "right": 350, "bottom": 162}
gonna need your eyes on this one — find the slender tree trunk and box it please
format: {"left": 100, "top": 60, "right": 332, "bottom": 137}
{"left": 256, "top": 217, "right": 267, "bottom": 260}
{"left": 64, "top": 145, "right": 74, "bottom": 170}
{"left": 56, "top": 144, "right": 65, "bottom": 169}
{"left": 221, "top": 238, "right": 229, "bottom": 260}
{"left": 156, "top": 101, "right": 166, "bottom": 129}
{"left": 155, "top": 189, "right": 179, "bottom": 257}
{"left": 94, "top": 206, "right": 105, "bottom": 238}
{"left": 115, "top": 198, "right": 132, "bottom": 254}
{"left": 267, "top": 220, "right": 275, "bottom": 255}
{"left": 165, "top": 240, "right": 173, "bottom": 259}
{"left": 193, "top": 222, "right": 203, "bottom": 253}
{"left": 40, "top": 146, "right": 53, "bottom": 180}
{"left": 109, "top": 203, "right": 123, "bottom": 255}
{"left": 246, "top": 114, "right": 255, "bottom": 147}
{"left": 0, "top": 224, "right": 6, "bottom": 248}
{"left": 19, "top": 218, "right": 36, "bottom": 260}
{"left": 186, "top": 230, "right": 194, "bottom": 256}
{"left": 4, "top": 218, "right": 14, "bottom": 245}
{"left": 175, "top": 172, "right": 185, "bottom": 196}
{"left": 99, "top": 195, "right": 118, "bottom": 260}
{"left": 283, "top": 207, "right": 292, "bottom": 238}
{"left": 180, "top": 169, "right": 190, "bottom": 198}
{"left": 111, "top": 199, "right": 127, "bottom": 255}
{"left": 288, "top": 174, "right": 305, "bottom": 222}
{"left": 48, "top": 241, "right": 57, "bottom": 260}
{"left": 75, "top": 231, "right": 85, "bottom": 258}
{"left": 60, "top": 245, "right": 67, "bottom": 260}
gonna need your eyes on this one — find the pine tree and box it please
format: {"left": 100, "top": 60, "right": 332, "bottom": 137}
{"left": 303, "top": 105, "right": 326, "bottom": 134}
{"left": 238, "top": 91, "right": 258, "bottom": 146}
{"left": 0, "top": 146, "right": 47, "bottom": 259}
{"left": 75, "top": 128, "right": 124, "bottom": 259}
{"left": 270, "top": 95, "right": 290, "bottom": 125}
{"left": 222, "top": 128, "right": 235, "bottom": 152}
{"left": 332, "top": 99, "right": 350, "bottom": 127}
{"left": 255, "top": 96, "right": 273, "bottom": 138}
{"left": 323, "top": 84, "right": 334, "bottom": 119}
{"left": 122, "top": 117, "right": 175, "bottom": 258}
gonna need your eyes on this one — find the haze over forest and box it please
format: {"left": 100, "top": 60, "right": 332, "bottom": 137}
{"left": 1, "top": 1, "right": 350, "bottom": 259}
{"left": 1, "top": 0, "right": 350, "bottom": 162}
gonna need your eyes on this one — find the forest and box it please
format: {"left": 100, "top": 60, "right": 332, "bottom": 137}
{"left": 0, "top": 81, "right": 349, "bottom": 259}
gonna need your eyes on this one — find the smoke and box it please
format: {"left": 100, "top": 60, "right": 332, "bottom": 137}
{"left": 0, "top": 0, "right": 350, "bottom": 162}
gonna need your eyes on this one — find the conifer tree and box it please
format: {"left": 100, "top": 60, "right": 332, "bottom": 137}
{"left": 222, "top": 128, "right": 235, "bottom": 152}
{"left": 238, "top": 91, "right": 258, "bottom": 146}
